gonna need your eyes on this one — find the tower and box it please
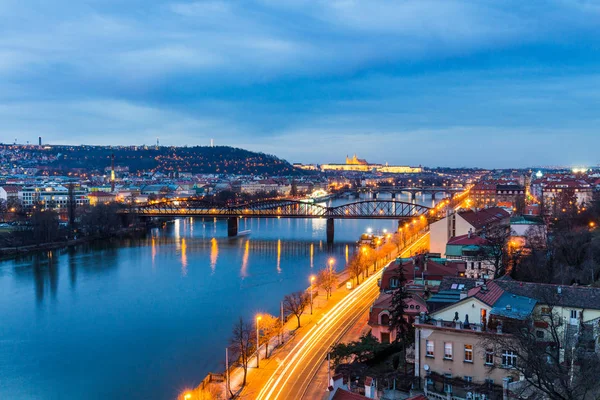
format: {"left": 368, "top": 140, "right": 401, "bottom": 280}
{"left": 38, "top": 136, "right": 42, "bottom": 147}
{"left": 156, "top": 137, "right": 159, "bottom": 150}
{"left": 210, "top": 138, "right": 214, "bottom": 147}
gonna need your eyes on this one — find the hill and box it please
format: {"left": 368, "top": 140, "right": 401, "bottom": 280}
{"left": 8, "top": 145, "right": 306, "bottom": 176}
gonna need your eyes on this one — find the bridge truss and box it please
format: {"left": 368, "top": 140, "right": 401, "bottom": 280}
{"left": 126, "top": 198, "right": 431, "bottom": 219}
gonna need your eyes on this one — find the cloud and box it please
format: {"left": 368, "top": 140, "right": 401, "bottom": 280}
{"left": 1, "top": 0, "right": 600, "bottom": 166}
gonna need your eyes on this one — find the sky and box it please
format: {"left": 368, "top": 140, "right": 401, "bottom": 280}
{"left": 1, "top": 0, "right": 600, "bottom": 168}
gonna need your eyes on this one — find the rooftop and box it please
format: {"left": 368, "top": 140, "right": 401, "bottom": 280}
{"left": 459, "top": 207, "right": 510, "bottom": 230}
{"left": 495, "top": 277, "right": 600, "bottom": 310}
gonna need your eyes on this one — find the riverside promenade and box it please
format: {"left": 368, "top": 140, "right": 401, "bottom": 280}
{"left": 182, "top": 231, "right": 430, "bottom": 400}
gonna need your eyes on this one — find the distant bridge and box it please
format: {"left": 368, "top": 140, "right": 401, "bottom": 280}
{"left": 356, "top": 186, "right": 464, "bottom": 200}
{"left": 123, "top": 198, "right": 433, "bottom": 243}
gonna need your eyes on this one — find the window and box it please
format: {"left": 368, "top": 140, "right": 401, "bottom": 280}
{"left": 485, "top": 378, "right": 494, "bottom": 387}
{"left": 426, "top": 340, "right": 434, "bottom": 357}
{"left": 444, "top": 374, "right": 452, "bottom": 393}
{"left": 541, "top": 307, "right": 551, "bottom": 315}
{"left": 380, "top": 314, "right": 389, "bottom": 326}
{"left": 389, "top": 278, "right": 399, "bottom": 288}
{"left": 444, "top": 342, "right": 453, "bottom": 359}
{"left": 485, "top": 349, "right": 494, "bottom": 365}
{"left": 464, "top": 376, "right": 473, "bottom": 383}
{"left": 464, "top": 344, "right": 473, "bottom": 362}
{"left": 570, "top": 310, "right": 577, "bottom": 319}
{"left": 380, "top": 332, "right": 390, "bottom": 344}
{"left": 536, "top": 330, "right": 544, "bottom": 339}
{"left": 502, "top": 350, "right": 517, "bottom": 368}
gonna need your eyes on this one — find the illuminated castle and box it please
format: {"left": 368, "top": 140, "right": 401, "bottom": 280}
{"left": 345, "top": 154, "right": 369, "bottom": 165}
{"left": 319, "top": 154, "right": 422, "bottom": 174}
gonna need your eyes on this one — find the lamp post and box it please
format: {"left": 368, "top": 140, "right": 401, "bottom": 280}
{"left": 310, "top": 275, "right": 315, "bottom": 314}
{"left": 256, "top": 315, "right": 261, "bottom": 368}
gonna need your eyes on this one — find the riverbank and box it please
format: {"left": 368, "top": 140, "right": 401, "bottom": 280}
{"left": 0, "top": 225, "right": 151, "bottom": 260}
{"left": 184, "top": 229, "right": 430, "bottom": 400}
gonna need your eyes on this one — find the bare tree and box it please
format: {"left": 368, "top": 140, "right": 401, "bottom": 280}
{"left": 480, "top": 223, "right": 511, "bottom": 278}
{"left": 348, "top": 255, "right": 364, "bottom": 285}
{"left": 482, "top": 308, "right": 600, "bottom": 400}
{"left": 259, "top": 313, "right": 282, "bottom": 358}
{"left": 316, "top": 264, "right": 338, "bottom": 299}
{"left": 229, "top": 317, "right": 256, "bottom": 386}
{"left": 0, "top": 199, "right": 7, "bottom": 222}
{"left": 283, "top": 291, "right": 309, "bottom": 329}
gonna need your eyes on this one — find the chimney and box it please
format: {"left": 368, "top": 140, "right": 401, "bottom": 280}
{"left": 364, "top": 376, "right": 376, "bottom": 399}
{"left": 328, "top": 373, "right": 344, "bottom": 399}
{"left": 468, "top": 228, "right": 472, "bottom": 239}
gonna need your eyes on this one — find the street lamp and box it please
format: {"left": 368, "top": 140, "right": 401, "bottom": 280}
{"left": 184, "top": 393, "right": 192, "bottom": 400}
{"left": 310, "top": 275, "right": 316, "bottom": 314}
{"left": 256, "top": 315, "right": 262, "bottom": 368}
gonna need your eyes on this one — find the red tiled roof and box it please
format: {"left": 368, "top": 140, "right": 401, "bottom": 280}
{"left": 459, "top": 207, "right": 509, "bottom": 230}
{"left": 447, "top": 233, "right": 489, "bottom": 246}
{"left": 332, "top": 389, "right": 369, "bottom": 400}
{"left": 402, "top": 259, "right": 457, "bottom": 277}
{"left": 467, "top": 281, "right": 504, "bottom": 306}
{"left": 2, "top": 185, "right": 20, "bottom": 193}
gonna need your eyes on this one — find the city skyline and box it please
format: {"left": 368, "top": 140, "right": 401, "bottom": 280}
{"left": 2, "top": 1, "right": 600, "bottom": 167}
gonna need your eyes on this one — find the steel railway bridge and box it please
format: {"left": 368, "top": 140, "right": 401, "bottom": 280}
{"left": 123, "top": 198, "right": 434, "bottom": 243}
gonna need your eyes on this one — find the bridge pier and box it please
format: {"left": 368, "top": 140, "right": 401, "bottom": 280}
{"left": 431, "top": 192, "right": 436, "bottom": 201}
{"left": 227, "top": 217, "right": 238, "bottom": 237}
{"left": 326, "top": 218, "right": 335, "bottom": 244}
{"left": 411, "top": 192, "right": 417, "bottom": 201}
{"left": 372, "top": 192, "right": 378, "bottom": 200}
{"left": 391, "top": 192, "right": 396, "bottom": 200}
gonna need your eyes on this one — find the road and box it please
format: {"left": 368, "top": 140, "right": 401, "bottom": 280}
{"left": 254, "top": 232, "right": 430, "bottom": 400}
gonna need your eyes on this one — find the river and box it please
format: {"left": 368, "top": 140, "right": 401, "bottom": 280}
{"left": 0, "top": 194, "right": 436, "bottom": 400}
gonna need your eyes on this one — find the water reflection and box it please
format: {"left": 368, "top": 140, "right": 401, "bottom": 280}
{"left": 181, "top": 238, "right": 188, "bottom": 276}
{"left": 276, "top": 239, "right": 281, "bottom": 273}
{"left": 210, "top": 238, "right": 219, "bottom": 273}
{"left": 241, "top": 239, "right": 249, "bottom": 278}
{"left": 68, "top": 248, "right": 77, "bottom": 289}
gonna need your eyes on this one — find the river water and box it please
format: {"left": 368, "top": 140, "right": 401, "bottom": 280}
{"left": 0, "top": 195, "right": 436, "bottom": 400}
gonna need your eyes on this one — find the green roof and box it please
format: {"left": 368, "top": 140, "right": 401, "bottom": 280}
{"left": 510, "top": 215, "right": 544, "bottom": 225}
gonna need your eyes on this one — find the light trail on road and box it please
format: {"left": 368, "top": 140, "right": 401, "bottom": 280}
{"left": 255, "top": 233, "right": 430, "bottom": 400}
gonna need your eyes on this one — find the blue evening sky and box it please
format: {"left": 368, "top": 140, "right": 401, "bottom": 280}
{"left": 1, "top": 0, "right": 600, "bottom": 168}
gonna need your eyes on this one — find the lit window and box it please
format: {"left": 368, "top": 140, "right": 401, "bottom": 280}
{"left": 502, "top": 350, "right": 517, "bottom": 368}
{"left": 444, "top": 342, "right": 453, "bottom": 359}
{"left": 426, "top": 340, "right": 434, "bottom": 357}
{"left": 464, "top": 344, "right": 473, "bottom": 362}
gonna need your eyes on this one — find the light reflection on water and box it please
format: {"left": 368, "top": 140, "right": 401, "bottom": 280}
{"left": 0, "top": 195, "right": 438, "bottom": 400}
